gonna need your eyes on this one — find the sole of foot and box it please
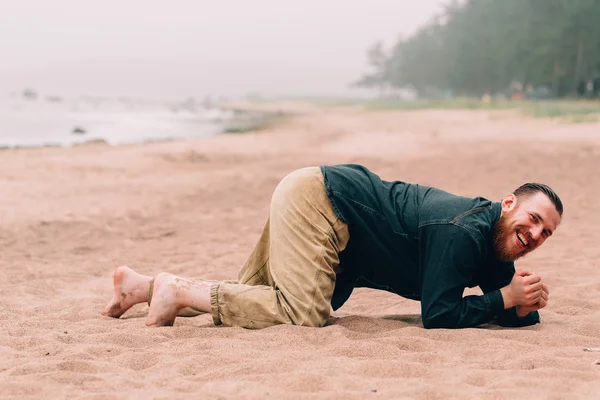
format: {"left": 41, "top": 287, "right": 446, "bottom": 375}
{"left": 101, "top": 266, "right": 149, "bottom": 318}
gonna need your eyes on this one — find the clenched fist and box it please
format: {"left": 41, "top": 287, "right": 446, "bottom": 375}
{"left": 500, "top": 270, "right": 550, "bottom": 314}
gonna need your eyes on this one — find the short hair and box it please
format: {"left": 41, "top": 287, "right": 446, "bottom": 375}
{"left": 514, "top": 183, "right": 563, "bottom": 217}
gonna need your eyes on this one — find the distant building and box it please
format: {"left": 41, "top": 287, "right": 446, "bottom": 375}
{"left": 23, "top": 88, "right": 38, "bottom": 100}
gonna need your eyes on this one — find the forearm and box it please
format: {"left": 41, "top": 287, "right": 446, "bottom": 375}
{"left": 422, "top": 291, "right": 504, "bottom": 329}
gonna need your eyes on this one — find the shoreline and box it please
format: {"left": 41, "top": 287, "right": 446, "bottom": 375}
{"left": 2, "top": 102, "right": 600, "bottom": 153}
{"left": 0, "top": 107, "right": 288, "bottom": 151}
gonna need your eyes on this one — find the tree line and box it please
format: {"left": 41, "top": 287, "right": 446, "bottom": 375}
{"left": 356, "top": 0, "right": 600, "bottom": 98}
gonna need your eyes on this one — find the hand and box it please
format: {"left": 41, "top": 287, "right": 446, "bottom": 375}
{"left": 500, "top": 270, "right": 544, "bottom": 309}
{"left": 515, "top": 282, "right": 550, "bottom": 317}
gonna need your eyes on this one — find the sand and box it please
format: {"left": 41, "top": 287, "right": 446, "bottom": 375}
{"left": 1, "top": 105, "right": 599, "bottom": 399}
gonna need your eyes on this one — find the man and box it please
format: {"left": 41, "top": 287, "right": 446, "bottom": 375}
{"left": 102, "top": 164, "right": 562, "bottom": 329}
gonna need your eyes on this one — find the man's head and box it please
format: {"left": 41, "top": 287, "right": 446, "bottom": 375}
{"left": 493, "top": 183, "right": 563, "bottom": 262}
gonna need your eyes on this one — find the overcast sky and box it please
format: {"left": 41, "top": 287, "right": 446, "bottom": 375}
{"left": 1, "top": 0, "right": 444, "bottom": 100}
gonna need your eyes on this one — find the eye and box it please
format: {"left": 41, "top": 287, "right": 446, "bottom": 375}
{"left": 529, "top": 214, "right": 538, "bottom": 223}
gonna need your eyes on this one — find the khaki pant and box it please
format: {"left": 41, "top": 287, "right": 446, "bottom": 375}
{"left": 210, "top": 166, "right": 350, "bottom": 328}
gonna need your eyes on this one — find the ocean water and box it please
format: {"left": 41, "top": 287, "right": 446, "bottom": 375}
{"left": 0, "top": 96, "right": 234, "bottom": 148}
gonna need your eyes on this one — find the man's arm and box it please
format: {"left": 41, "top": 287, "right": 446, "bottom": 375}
{"left": 419, "top": 224, "right": 505, "bottom": 329}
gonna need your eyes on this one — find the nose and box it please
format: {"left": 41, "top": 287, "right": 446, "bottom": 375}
{"left": 530, "top": 225, "right": 543, "bottom": 241}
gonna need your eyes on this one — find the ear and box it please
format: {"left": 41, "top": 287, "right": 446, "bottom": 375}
{"left": 501, "top": 193, "right": 517, "bottom": 213}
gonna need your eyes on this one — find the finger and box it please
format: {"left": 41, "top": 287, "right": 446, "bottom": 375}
{"left": 538, "top": 298, "right": 547, "bottom": 309}
{"left": 516, "top": 270, "right": 533, "bottom": 277}
{"left": 541, "top": 291, "right": 548, "bottom": 302}
{"left": 527, "top": 290, "right": 543, "bottom": 304}
{"left": 542, "top": 283, "right": 550, "bottom": 295}
{"left": 523, "top": 274, "right": 542, "bottom": 285}
{"left": 526, "top": 281, "right": 543, "bottom": 293}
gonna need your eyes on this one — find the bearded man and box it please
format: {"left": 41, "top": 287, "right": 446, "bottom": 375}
{"left": 102, "top": 164, "right": 562, "bottom": 329}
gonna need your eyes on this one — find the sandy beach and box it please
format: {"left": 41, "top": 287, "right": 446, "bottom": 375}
{"left": 1, "top": 105, "right": 599, "bottom": 399}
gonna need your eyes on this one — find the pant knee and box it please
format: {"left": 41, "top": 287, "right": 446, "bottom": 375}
{"left": 300, "top": 314, "right": 328, "bottom": 327}
{"left": 286, "top": 303, "right": 329, "bottom": 327}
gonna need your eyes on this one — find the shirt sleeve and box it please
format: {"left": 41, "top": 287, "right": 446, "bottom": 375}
{"left": 478, "top": 261, "right": 540, "bottom": 327}
{"left": 419, "top": 224, "right": 505, "bottom": 329}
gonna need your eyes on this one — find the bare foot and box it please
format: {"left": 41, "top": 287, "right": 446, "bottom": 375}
{"left": 146, "top": 272, "right": 186, "bottom": 327}
{"left": 102, "top": 266, "right": 152, "bottom": 318}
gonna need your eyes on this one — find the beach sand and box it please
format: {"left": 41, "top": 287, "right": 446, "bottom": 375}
{"left": 1, "top": 105, "right": 599, "bottom": 399}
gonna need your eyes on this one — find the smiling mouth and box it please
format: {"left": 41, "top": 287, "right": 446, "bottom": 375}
{"left": 517, "top": 231, "right": 529, "bottom": 247}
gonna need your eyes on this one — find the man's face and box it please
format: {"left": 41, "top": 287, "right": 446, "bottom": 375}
{"left": 493, "top": 192, "right": 561, "bottom": 262}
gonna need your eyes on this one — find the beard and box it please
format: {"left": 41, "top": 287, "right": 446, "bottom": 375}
{"left": 492, "top": 210, "right": 524, "bottom": 262}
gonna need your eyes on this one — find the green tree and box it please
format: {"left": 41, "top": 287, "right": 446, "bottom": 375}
{"left": 353, "top": 41, "right": 389, "bottom": 96}
{"left": 357, "top": 0, "right": 600, "bottom": 98}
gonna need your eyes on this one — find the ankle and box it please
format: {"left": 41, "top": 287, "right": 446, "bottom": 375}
{"left": 155, "top": 273, "right": 186, "bottom": 305}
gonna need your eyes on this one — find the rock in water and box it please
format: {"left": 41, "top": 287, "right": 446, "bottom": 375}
{"left": 72, "top": 126, "right": 87, "bottom": 135}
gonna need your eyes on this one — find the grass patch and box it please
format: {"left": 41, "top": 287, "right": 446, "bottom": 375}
{"left": 362, "top": 97, "right": 515, "bottom": 111}
{"left": 242, "top": 95, "right": 600, "bottom": 122}
{"left": 519, "top": 101, "right": 600, "bottom": 120}
{"left": 286, "top": 96, "right": 600, "bottom": 121}
{"left": 563, "top": 114, "right": 598, "bottom": 123}
{"left": 221, "top": 111, "right": 289, "bottom": 134}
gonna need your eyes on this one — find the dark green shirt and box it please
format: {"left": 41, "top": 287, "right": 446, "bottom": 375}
{"left": 321, "top": 164, "right": 539, "bottom": 329}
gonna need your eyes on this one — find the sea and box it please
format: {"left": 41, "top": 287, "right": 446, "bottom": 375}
{"left": 0, "top": 94, "right": 235, "bottom": 149}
